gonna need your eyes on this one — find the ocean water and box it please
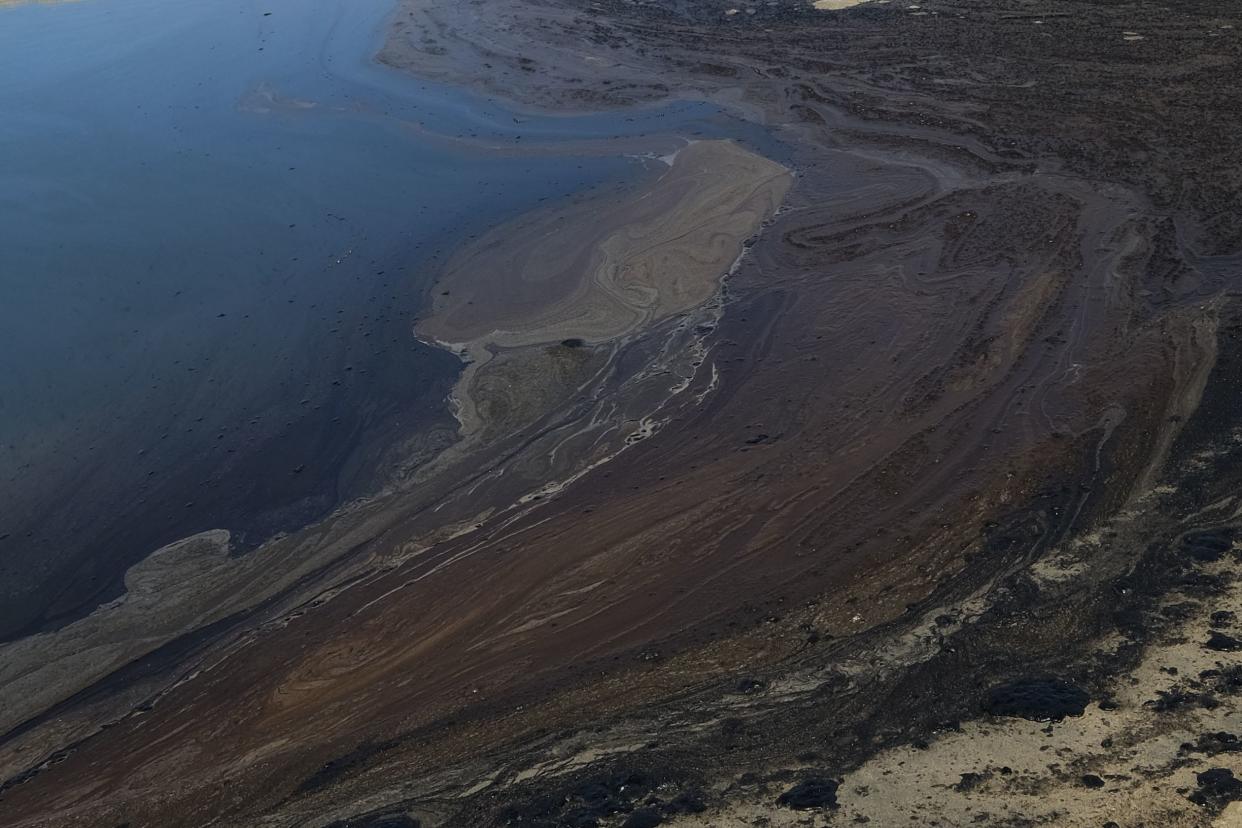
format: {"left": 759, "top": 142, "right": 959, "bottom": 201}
{"left": 0, "top": 0, "right": 766, "bottom": 640}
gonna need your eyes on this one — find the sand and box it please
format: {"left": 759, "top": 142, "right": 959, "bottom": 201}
{"left": 418, "top": 140, "right": 790, "bottom": 349}
{"left": 8, "top": 0, "right": 1242, "bottom": 824}
{"left": 417, "top": 139, "right": 790, "bottom": 437}
{"left": 812, "top": 0, "right": 873, "bottom": 10}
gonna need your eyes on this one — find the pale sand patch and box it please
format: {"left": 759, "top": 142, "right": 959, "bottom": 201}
{"left": 0, "top": 0, "right": 81, "bottom": 7}
{"left": 661, "top": 548, "right": 1242, "bottom": 827}
{"left": 419, "top": 139, "right": 789, "bottom": 348}
{"left": 1220, "top": 802, "right": 1242, "bottom": 827}
{"left": 416, "top": 139, "right": 790, "bottom": 437}
{"left": 812, "top": 0, "right": 872, "bottom": 10}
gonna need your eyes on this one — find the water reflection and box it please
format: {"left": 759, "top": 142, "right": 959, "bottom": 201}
{"left": 0, "top": 0, "right": 754, "bottom": 640}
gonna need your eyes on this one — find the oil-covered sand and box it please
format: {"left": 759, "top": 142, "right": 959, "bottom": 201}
{"left": 4, "top": 0, "right": 1242, "bottom": 825}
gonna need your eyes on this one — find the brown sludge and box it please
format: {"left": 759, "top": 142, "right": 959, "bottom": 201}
{"left": 5, "top": 0, "right": 1242, "bottom": 826}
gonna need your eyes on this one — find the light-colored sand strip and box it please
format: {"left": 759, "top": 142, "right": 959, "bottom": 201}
{"left": 416, "top": 139, "right": 791, "bottom": 437}
{"left": 419, "top": 139, "right": 789, "bottom": 348}
{"left": 812, "top": 0, "right": 874, "bottom": 10}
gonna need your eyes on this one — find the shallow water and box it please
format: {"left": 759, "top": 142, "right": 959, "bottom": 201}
{"left": 0, "top": 0, "right": 757, "bottom": 639}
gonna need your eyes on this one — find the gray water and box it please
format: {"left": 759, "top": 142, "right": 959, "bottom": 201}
{"left": 0, "top": 0, "right": 767, "bottom": 640}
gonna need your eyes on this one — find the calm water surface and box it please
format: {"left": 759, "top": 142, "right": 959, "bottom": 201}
{"left": 0, "top": 0, "right": 766, "bottom": 639}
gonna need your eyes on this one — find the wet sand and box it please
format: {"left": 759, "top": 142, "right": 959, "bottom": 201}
{"left": 4, "top": 0, "right": 1242, "bottom": 825}
{"left": 421, "top": 141, "right": 788, "bottom": 349}
{"left": 418, "top": 139, "right": 790, "bottom": 437}
{"left": 811, "top": 0, "right": 873, "bottom": 9}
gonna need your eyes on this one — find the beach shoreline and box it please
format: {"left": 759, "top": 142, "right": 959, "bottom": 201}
{"left": 4, "top": 0, "right": 1242, "bottom": 824}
